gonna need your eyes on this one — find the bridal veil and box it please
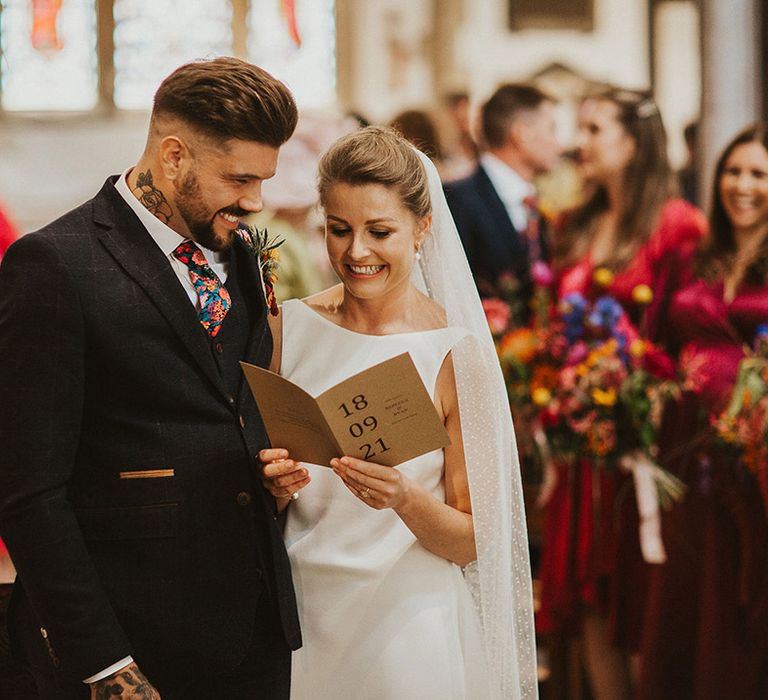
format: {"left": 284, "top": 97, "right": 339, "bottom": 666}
{"left": 412, "top": 150, "right": 538, "bottom": 700}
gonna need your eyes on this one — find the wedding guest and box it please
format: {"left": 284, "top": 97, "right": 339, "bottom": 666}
{"left": 540, "top": 88, "right": 706, "bottom": 699}
{"left": 639, "top": 124, "right": 768, "bottom": 700}
{"left": 0, "top": 205, "right": 18, "bottom": 583}
{"left": 389, "top": 108, "right": 444, "bottom": 164}
{"left": 677, "top": 121, "right": 699, "bottom": 206}
{"left": 260, "top": 126, "right": 537, "bottom": 699}
{"left": 445, "top": 83, "right": 562, "bottom": 313}
{"left": 440, "top": 91, "right": 479, "bottom": 181}
{"left": 0, "top": 57, "right": 300, "bottom": 699}
{"left": 0, "top": 202, "right": 19, "bottom": 261}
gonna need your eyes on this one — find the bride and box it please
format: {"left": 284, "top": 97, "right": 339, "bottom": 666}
{"left": 259, "top": 126, "right": 537, "bottom": 699}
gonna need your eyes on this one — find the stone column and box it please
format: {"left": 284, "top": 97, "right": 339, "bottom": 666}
{"left": 699, "top": 0, "right": 762, "bottom": 209}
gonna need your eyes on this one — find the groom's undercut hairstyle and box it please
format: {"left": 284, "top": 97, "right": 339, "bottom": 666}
{"left": 152, "top": 57, "right": 298, "bottom": 147}
{"left": 481, "top": 83, "right": 553, "bottom": 149}
{"left": 318, "top": 126, "right": 431, "bottom": 220}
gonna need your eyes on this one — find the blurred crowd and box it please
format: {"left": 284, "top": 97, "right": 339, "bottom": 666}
{"left": 1, "top": 77, "right": 766, "bottom": 700}
{"left": 424, "top": 84, "right": 766, "bottom": 700}
{"left": 250, "top": 83, "right": 766, "bottom": 700}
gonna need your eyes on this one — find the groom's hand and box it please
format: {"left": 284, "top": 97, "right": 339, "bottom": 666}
{"left": 260, "top": 448, "right": 311, "bottom": 510}
{"left": 90, "top": 662, "right": 161, "bottom": 699}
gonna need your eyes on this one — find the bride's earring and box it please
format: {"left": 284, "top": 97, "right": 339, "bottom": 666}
{"left": 415, "top": 245, "right": 422, "bottom": 261}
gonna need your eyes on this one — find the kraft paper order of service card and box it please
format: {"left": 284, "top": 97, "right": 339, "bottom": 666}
{"left": 240, "top": 352, "right": 450, "bottom": 467}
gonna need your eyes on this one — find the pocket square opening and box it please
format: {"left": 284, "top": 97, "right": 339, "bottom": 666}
{"left": 119, "top": 469, "right": 175, "bottom": 480}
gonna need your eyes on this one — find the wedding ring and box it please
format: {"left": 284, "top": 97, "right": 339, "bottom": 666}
{"left": 360, "top": 488, "right": 371, "bottom": 499}
{"left": 290, "top": 491, "right": 300, "bottom": 501}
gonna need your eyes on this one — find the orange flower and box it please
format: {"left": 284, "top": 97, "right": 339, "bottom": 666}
{"left": 630, "top": 339, "right": 647, "bottom": 358}
{"left": 500, "top": 327, "right": 538, "bottom": 363}
{"left": 531, "top": 387, "right": 552, "bottom": 406}
{"left": 531, "top": 364, "right": 560, "bottom": 391}
{"left": 632, "top": 284, "right": 653, "bottom": 305}
{"left": 593, "top": 267, "right": 614, "bottom": 288}
{"left": 591, "top": 387, "right": 617, "bottom": 406}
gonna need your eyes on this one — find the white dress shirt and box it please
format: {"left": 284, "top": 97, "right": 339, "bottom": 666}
{"left": 479, "top": 152, "right": 536, "bottom": 233}
{"left": 83, "top": 172, "right": 229, "bottom": 685}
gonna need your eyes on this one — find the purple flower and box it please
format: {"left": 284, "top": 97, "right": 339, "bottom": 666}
{"left": 588, "top": 296, "right": 623, "bottom": 334}
{"left": 559, "top": 292, "right": 587, "bottom": 343}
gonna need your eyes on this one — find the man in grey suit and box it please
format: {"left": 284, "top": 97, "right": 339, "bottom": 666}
{"left": 0, "top": 57, "right": 301, "bottom": 699}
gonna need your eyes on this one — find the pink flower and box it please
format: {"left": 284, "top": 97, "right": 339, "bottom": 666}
{"left": 531, "top": 261, "right": 554, "bottom": 287}
{"left": 565, "top": 340, "right": 588, "bottom": 366}
{"left": 482, "top": 298, "right": 512, "bottom": 336}
{"left": 614, "top": 313, "right": 640, "bottom": 346}
{"left": 642, "top": 347, "right": 676, "bottom": 380}
{"left": 192, "top": 250, "right": 207, "bottom": 266}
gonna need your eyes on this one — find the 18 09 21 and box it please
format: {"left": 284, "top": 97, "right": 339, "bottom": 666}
{"left": 338, "top": 394, "right": 390, "bottom": 460}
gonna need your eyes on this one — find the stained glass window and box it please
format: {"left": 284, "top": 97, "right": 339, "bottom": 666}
{"left": 112, "top": 0, "right": 233, "bottom": 110}
{"left": 247, "top": 0, "right": 336, "bottom": 110}
{"left": 0, "top": 1, "right": 336, "bottom": 113}
{"left": 0, "top": 0, "right": 98, "bottom": 111}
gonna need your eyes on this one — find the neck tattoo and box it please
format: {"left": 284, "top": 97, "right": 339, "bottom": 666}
{"left": 132, "top": 169, "right": 173, "bottom": 224}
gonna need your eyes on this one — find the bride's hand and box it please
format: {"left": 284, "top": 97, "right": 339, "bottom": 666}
{"left": 259, "top": 448, "right": 310, "bottom": 508}
{"left": 331, "top": 456, "right": 411, "bottom": 510}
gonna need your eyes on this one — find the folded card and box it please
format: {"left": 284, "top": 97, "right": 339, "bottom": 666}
{"left": 240, "top": 352, "right": 451, "bottom": 467}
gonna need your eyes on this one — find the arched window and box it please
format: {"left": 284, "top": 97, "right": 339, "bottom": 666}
{"left": 1, "top": 0, "right": 98, "bottom": 111}
{"left": 113, "top": 0, "right": 233, "bottom": 110}
{"left": 248, "top": 0, "right": 336, "bottom": 110}
{"left": 0, "top": 0, "right": 337, "bottom": 112}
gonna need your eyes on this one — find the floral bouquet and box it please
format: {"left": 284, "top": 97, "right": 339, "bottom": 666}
{"left": 535, "top": 291, "right": 636, "bottom": 466}
{"left": 543, "top": 278, "right": 686, "bottom": 562}
{"left": 712, "top": 324, "right": 768, "bottom": 510}
{"left": 484, "top": 266, "right": 686, "bottom": 519}
{"left": 483, "top": 263, "right": 558, "bottom": 470}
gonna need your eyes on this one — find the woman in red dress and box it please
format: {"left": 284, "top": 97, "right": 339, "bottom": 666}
{"left": 0, "top": 203, "right": 16, "bottom": 576}
{"left": 638, "top": 125, "right": 768, "bottom": 699}
{"left": 0, "top": 203, "right": 18, "bottom": 262}
{"left": 538, "top": 88, "right": 706, "bottom": 698}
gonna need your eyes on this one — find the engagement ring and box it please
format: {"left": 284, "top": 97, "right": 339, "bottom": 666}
{"left": 290, "top": 491, "right": 300, "bottom": 501}
{"left": 360, "top": 488, "right": 371, "bottom": 499}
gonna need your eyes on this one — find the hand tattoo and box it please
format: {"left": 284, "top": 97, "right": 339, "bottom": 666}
{"left": 93, "top": 663, "right": 158, "bottom": 699}
{"left": 132, "top": 169, "right": 173, "bottom": 224}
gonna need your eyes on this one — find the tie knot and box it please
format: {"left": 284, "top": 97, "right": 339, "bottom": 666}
{"left": 173, "top": 240, "right": 206, "bottom": 268}
{"left": 522, "top": 195, "right": 539, "bottom": 213}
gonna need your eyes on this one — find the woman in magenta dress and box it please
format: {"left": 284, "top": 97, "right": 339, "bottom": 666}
{"left": 538, "top": 88, "right": 706, "bottom": 698}
{"left": 638, "top": 125, "right": 768, "bottom": 699}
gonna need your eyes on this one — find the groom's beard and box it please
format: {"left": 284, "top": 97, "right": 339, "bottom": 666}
{"left": 175, "top": 171, "right": 245, "bottom": 252}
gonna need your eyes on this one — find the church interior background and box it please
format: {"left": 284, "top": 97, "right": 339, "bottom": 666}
{"left": 0, "top": 1, "right": 765, "bottom": 698}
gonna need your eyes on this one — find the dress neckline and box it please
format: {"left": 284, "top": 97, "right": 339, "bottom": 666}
{"left": 289, "top": 298, "right": 450, "bottom": 339}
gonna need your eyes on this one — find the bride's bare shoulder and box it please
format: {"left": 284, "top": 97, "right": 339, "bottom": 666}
{"left": 302, "top": 284, "right": 345, "bottom": 320}
{"left": 415, "top": 290, "right": 448, "bottom": 330}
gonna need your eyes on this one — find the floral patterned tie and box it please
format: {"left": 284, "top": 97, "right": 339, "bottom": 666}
{"left": 172, "top": 240, "right": 231, "bottom": 338}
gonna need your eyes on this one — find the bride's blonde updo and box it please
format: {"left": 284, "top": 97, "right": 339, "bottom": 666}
{"left": 317, "top": 125, "right": 431, "bottom": 219}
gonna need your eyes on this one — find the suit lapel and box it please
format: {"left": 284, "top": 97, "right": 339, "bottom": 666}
{"left": 92, "top": 179, "right": 230, "bottom": 403}
{"left": 474, "top": 166, "right": 525, "bottom": 258}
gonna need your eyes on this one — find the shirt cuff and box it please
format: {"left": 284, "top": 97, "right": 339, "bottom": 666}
{"left": 83, "top": 656, "right": 134, "bottom": 684}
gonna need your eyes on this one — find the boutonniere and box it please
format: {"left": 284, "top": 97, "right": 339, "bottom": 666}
{"left": 237, "top": 224, "right": 284, "bottom": 316}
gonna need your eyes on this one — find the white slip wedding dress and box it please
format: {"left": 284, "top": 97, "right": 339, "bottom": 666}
{"left": 281, "top": 298, "right": 493, "bottom": 700}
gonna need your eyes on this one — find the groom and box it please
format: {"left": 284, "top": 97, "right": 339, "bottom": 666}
{"left": 0, "top": 58, "right": 300, "bottom": 698}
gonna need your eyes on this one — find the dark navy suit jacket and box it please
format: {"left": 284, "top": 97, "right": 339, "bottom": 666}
{"left": 445, "top": 164, "right": 549, "bottom": 303}
{"left": 0, "top": 178, "right": 301, "bottom": 689}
